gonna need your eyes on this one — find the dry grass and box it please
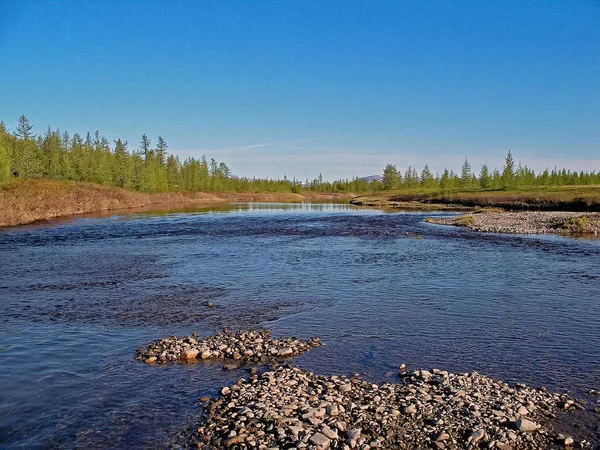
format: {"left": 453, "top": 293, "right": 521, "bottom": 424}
{"left": 355, "top": 185, "right": 600, "bottom": 211}
{"left": 0, "top": 179, "right": 349, "bottom": 227}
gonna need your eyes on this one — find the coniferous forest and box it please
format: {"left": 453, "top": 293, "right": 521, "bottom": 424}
{"left": 1, "top": 115, "right": 599, "bottom": 194}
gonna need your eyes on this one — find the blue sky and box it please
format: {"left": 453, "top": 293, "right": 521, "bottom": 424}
{"left": 1, "top": 1, "right": 599, "bottom": 180}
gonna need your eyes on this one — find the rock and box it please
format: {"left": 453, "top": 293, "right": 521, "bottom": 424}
{"left": 515, "top": 418, "right": 539, "bottom": 432}
{"left": 346, "top": 428, "right": 361, "bottom": 448}
{"left": 339, "top": 383, "right": 352, "bottom": 393}
{"left": 278, "top": 347, "right": 294, "bottom": 357}
{"left": 468, "top": 429, "right": 485, "bottom": 445}
{"left": 517, "top": 405, "right": 529, "bottom": 416}
{"left": 224, "top": 434, "right": 246, "bottom": 446}
{"left": 181, "top": 348, "right": 199, "bottom": 360}
{"left": 433, "top": 431, "right": 450, "bottom": 442}
{"left": 223, "top": 364, "right": 238, "bottom": 371}
{"left": 309, "top": 432, "right": 331, "bottom": 448}
{"left": 403, "top": 405, "right": 417, "bottom": 415}
{"left": 144, "top": 356, "right": 157, "bottom": 363}
{"left": 320, "top": 425, "right": 338, "bottom": 440}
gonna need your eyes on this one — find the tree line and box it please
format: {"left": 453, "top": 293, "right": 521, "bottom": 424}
{"left": 0, "top": 116, "right": 375, "bottom": 193}
{"left": 1, "top": 116, "right": 598, "bottom": 193}
{"left": 380, "top": 152, "right": 600, "bottom": 191}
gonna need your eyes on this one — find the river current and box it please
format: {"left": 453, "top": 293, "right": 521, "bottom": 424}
{"left": 1, "top": 203, "right": 599, "bottom": 448}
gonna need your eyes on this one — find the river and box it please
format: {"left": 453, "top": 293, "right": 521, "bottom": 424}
{"left": 1, "top": 203, "right": 599, "bottom": 448}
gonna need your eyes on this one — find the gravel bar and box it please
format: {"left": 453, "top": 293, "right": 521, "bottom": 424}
{"left": 426, "top": 211, "right": 600, "bottom": 235}
{"left": 194, "top": 366, "right": 589, "bottom": 449}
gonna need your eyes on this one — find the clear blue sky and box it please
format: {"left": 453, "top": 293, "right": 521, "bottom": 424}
{"left": 1, "top": 1, "right": 599, "bottom": 180}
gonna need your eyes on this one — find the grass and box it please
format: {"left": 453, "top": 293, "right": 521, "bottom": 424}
{"left": 353, "top": 185, "right": 600, "bottom": 211}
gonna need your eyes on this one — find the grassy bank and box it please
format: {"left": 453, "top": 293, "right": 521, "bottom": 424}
{"left": 350, "top": 185, "right": 600, "bottom": 211}
{"left": 0, "top": 179, "right": 350, "bottom": 227}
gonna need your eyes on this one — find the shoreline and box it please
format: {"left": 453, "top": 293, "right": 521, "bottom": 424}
{"left": 0, "top": 179, "right": 351, "bottom": 228}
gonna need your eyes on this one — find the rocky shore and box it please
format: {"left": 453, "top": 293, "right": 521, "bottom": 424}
{"left": 426, "top": 211, "right": 600, "bottom": 235}
{"left": 136, "top": 329, "right": 322, "bottom": 366}
{"left": 194, "top": 366, "right": 589, "bottom": 449}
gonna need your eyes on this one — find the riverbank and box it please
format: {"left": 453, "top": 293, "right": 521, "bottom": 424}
{"left": 0, "top": 179, "right": 350, "bottom": 227}
{"left": 426, "top": 210, "right": 600, "bottom": 235}
{"left": 350, "top": 186, "right": 600, "bottom": 212}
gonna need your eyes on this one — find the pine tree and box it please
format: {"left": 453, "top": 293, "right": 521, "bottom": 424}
{"left": 479, "top": 164, "right": 491, "bottom": 188}
{"left": 502, "top": 150, "right": 515, "bottom": 190}
{"left": 16, "top": 115, "right": 34, "bottom": 140}
{"left": 156, "top": 136, "right": 168, "bottom": 165}
{"left": 139, "top": 134, "right": 151, "bottom": 160}
{"left": 382, "top": 164, "right": 400, "bottom": 190}
{"left": 420, "top": 164, "right": 434, "bottom": 186}
{"left": 460, "top": 156, "right": 472, "bottom": 187}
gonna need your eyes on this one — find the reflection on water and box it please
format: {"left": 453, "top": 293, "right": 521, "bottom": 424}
{"left": 1, "top": 203, "right": 599, "bottom": 448}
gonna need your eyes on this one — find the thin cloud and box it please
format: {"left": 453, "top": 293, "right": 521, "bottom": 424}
{"left": 208, "top": 135, "right": 356, "bottom": 153}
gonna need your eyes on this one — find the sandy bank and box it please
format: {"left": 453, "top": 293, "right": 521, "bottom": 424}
{"left": 0, "top": 179, "right": 350, "bottom": 227}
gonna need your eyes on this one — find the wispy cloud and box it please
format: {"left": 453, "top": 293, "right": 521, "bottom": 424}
{"left": 207, "top": 135, "right": 356, "bottom": 153}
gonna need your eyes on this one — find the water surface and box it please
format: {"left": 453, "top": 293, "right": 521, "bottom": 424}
{"left": 1, "top": 203, "right": 599, "bottom": 448}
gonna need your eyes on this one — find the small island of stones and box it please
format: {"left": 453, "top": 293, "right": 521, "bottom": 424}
{"left": 136, "top": 329, "right": 323, "bottom": 366}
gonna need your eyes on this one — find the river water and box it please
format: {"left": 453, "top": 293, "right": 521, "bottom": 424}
{"left": 1, "top": 203, "right": 599, "bottom": 448}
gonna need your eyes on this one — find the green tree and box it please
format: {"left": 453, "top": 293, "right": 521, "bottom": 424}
{"left": 479, "top": 163, "right": 491, "bottom": 188}
{"left": 156, "top": 136, "right": 168, "bottom": 165}
{"left": 502, "top": 150, "right": 515, "bottom": 190}
{"left": 139, "top": 134, "right": 151, "bottom": 160}
{"left": 420, "top": 164, "right": 434, "bottom": 187}
{"left": 460, "top": 156, "right": 472, "bottom": 187}
{"left": 382, "top": 164, "right": 400, "bottom": 190}
{"left": 16, "top": 115, "right": 34, "bottom": 140}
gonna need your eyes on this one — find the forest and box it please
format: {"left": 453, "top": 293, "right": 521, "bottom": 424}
{"left": 1, "top": 115, "right": 599, "bottom": 194}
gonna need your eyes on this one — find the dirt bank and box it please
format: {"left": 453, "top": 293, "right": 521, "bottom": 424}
{"left": 0, "top": 179, "right": 350, "bottom": 227}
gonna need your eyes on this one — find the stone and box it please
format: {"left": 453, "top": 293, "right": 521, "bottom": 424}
{"left": 278, "top": 348, "right": 294, "bottom": 357}
{"left": 181, "top": 348, "right": 199, "bottom": 360}
{"left": 468, "top": 429, "right": 485, "bottom": 445}
{"left": 144, "top": 356, "right": 157, "bottom": 363}
{"left": 515, "top": 418, "right": 539, "bottom": 432}
{"left": 403, "top": 405, "right": 417, "bottom": 415}
{"left": 517, "top": 405, "right": 528, "bottom": 416}
{"left": 433, "top": 431, "right": 450, "bottom": 442}
{"left": 309, "top": 432, "right": 331, "bottom": 448}
{"left": 346, "top": 428, "right": 361, "bottom": 448}
{"left": 320, "top": 425, "right": 338, "bottom": 440}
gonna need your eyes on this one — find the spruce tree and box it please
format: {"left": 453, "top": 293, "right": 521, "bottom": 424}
{"left": 502, "top": 150, "right": 515, "bottom": 190}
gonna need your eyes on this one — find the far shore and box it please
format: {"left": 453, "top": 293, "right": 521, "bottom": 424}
{"left": 0, "top": 179, "right": 350, "bottom": 228}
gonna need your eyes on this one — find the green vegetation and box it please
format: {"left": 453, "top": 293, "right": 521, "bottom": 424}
{"left": 0, "top": 116, "right": 371, "bottom": 193}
